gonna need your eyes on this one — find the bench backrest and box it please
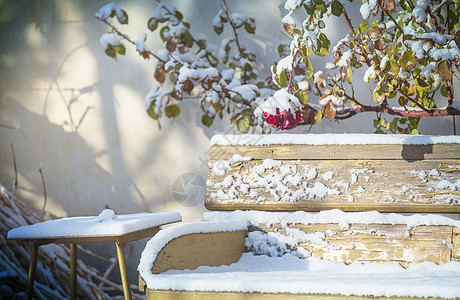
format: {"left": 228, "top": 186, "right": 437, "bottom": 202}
{"left": 206, "top": 134, "right": 460, "bottom": 213}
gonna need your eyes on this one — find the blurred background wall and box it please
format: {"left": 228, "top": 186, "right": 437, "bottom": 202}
{"left": 0, "top": 0, "right": 458, "bottom": 288}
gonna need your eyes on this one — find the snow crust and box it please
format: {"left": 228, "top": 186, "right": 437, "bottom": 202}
{"left": 7, "top": 211, "right": 181, "bottom": 239}
{"left": 211, "top": 134, "right": 460, "bottom": 146}
{"left": 99, "top": 33, "right": 120, "bottom": 49}
{"left": 142, "top": 252, "right": 460, "bottom": 298}
{"left": 203, "top": 209, "right": 460, "bottom": 229}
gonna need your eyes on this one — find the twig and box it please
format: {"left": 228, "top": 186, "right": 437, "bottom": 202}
{"left": 432, "top": 0, "right": 448, "bottom": 14}
{"left": 157, "top": 2, "right": 217, "bottom": 67}
{"left": 11, "top": 144, "right": 17, "bottom": 193}
{"left": 335, "top": 105, "right": 460, "bottom": 118}
{"left": 39, "top": 166, "right": 47, "bottom": 221}
{"left": 95, "top": 16, "right": 167, "bottom": 64}
{"left": 341, "top": 9, "right": 354, "bottom": 35}
{"left": 287, "top": 50, "right": 299, "bottom": 93}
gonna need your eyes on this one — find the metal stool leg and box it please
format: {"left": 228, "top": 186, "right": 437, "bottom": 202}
{"left": 70, "top": 242, "right": 77, "bottom": 300}
{"left": 116, "top": 241, "right": 132, "bottom": 300}
{"left": 25, "top": 243, "right": 39, "bottom": 300}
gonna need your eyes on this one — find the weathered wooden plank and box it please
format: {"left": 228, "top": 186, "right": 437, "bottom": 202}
{"left": 210, "top": 144, "right": 460, "bottom": 161}
{"left": 206, "top": 159, "right": 460, "bottom": 213}
{"left": 453, "top": 230, "right": 460, "bottom": 261}
{"left": 146, "top": 289, "right": 443, "bottom": 300}
{"left": 151, "top": 230, "right": 247, "bottom": 274}
{"left": 251, "top": 224, "right": 454, "bottom": 266}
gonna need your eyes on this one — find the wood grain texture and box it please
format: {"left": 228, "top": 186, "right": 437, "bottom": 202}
{"left": 206, "top": 159, "right": 460, "bottom": 212}
{"left": 453, "top": 227, "right": 460, "bottom": 261}
{"left": 209, "top": 144, "right": 460, "bottom": 161}
{"left": 251, "top": 224, "right": 454, "bottom": 266}
{"left": 151, "top": 230, "right": 247, "bottom": 274}
{"left": 146, "top": 289, "right": 442, "bottom": 300}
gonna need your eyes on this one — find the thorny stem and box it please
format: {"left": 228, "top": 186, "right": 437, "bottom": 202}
{"left": 335, "top": 106, "right": 460, "bottom": 119}
{"left": 96, "top": 17, "right": 167, "bottom": 63}
{"left": 341, "top": 9, "right": 354, "bottom": 35}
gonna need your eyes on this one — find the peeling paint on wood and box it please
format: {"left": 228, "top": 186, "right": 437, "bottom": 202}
{"left": 251, "top": 224, "right": 454, "bottom": 266}
{"left": 206, "top": 158, "right": 460, "bottom": 212}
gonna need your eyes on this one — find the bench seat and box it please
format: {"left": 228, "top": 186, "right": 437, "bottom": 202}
{"left": 139, "top": 210, "right": 460, "bottom": 300}
{"left": 143, "top": 252, "right": 460, "bottom": 299}
{"left": 139, "top": 134, "right": 460, "bottom": 299}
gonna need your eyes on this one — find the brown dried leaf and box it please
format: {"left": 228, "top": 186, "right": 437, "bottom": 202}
{"left": 154, "top": 64, "right": 166, "bottom": 83}
{"left": 139, "top": 50, "right": 150, "bottom": 60}
{"left": 438, "top": 60, "right": 452, "bottom": 81}
{"left": 375, "top": 37, "right": 385, "bottom": 50}
{"left": 339, "top": 66, "right": 348, "bottom": 79}
{"left": 166, "top": 39, "right": 177, "bottom": 52}
{"left": 378, "top": 0, "right": 395, "bottom": 12}
{"left": 178, "top": 45, "right": 189, "bottom": 54}
{"left": 323, "top": 102, "right": 336, "bottom": 120}
{"left": 302, "top": 107, "right": 317, "bottom": 125}
{"left": 183, "top": 80, "right": 194, "bottom": 93}
{"left": 283, "top": 23, "right": 295, "bottom": 36}
{"left": 367, "top": 27, "right": 382, "bottom": 39}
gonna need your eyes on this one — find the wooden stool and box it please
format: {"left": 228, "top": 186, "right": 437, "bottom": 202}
{"left": 8, "top": 211, "right": 181, "bottom": 300}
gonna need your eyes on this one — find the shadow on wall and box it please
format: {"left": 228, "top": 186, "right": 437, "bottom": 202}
{"left": 0, "top": 98, "right": 121, "bottom": 217}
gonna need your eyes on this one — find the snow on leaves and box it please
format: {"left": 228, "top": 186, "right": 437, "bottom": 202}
{"left": 96, "top": 0, "right": 460, "bottom": 132}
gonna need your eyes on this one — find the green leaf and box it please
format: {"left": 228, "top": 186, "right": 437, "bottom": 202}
{"left": 305, "top": 58, "right": 314, "bottom": 71}
{"left": 165, "top": 104, "right": 180, "bottom": 117}
{"left": 294, "top": 28, "right": 302, "bottom": 35}
{"left": 304, "top": 70, "right": 314, "bottom": 79}
{"left": 237, "top": 117, "right": 251, "bottom": 133}
{"left": 114, "top": 44, "right": 125, "bottom": 55}
{"left": 244, "top": 18, "right": 256, "bottom": 34}
{"left": 256, "top": 81, "right": 265, "bottom": 89}
{"left": 295, "top": 90, "right": 310, "bottom": 104}
{"left": 277, "top": 44, "right": 285, "bottom": 55}
{"left": 399, "top": 50, "right": 416, "bottom": 71}
{"left": 331, "top": 0, "right": 344, "bottom": 17}
{"left": 175, "top": 11, "right": 183, "bottom": 20}
{"left": 181, "top": 31, "right": 194, "bottom": 47}
{"left": 160, "top": 26, "right": 170, "bottom": 42}
{"left": 314, "top": 8, "right": 323, "bottom": 19}
{"left": 105, "top": 46, "right": 116, "bottom": 58}
{"left": 148, "top": 18, "right": 158, "bottom": 31}
{"left": 315, "top": 47, "right": 329, "bottom": 57}
{"left": 213, "top": 22, "right": 224, "bottom": 35}
{"left": 279, "top": 70, "right": 288, "bottom": 87}
{"left": 117, "top": 10, "right": 129, "bottom": 24}
{"left": 169, "top": 72, "right": 177, "bottom": 84}
{"left": 147, "top": 103, "right": 159, "bottom": 120}
{"left": 202, "top": 115, "right": 213, "bottom": 127}
{"left": 319, "top": 33, "right": 330, "bottom": 49}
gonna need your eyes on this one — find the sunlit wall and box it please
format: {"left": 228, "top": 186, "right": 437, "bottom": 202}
{"left": 0, "top": 0, "right": 458, "bottom": 285}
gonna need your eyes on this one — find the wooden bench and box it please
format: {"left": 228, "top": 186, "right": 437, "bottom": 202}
{"left": 139, "top": 134, "right": 460, "bottom": 299}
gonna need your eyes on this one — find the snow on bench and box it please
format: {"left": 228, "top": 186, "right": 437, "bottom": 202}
{"left": 139, "top": 134, "right": 460, "bottom": 300}
{"left": 8, "top": 210, "right": 182, "bottom": 239}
